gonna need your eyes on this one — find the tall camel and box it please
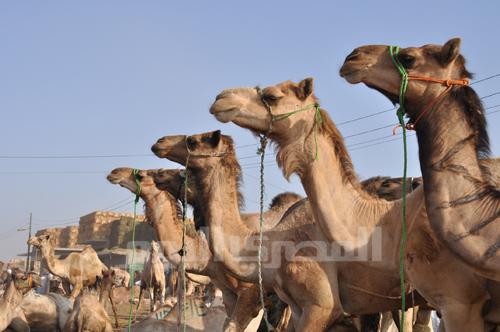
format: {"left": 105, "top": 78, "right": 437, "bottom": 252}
{"left": 136, "top": 240, "right": 166, "bottom": 313}
{"left": 339, "top": 38, "right": 499, "bottom": 281}
{"left": 209, "top": 78, "right": 494, "bottom": 330}
{"left": 107, "top": 167, "right": 300, "bottom": 331}
{"left": 27, "top": 234, "right": 108, "bottom": 300}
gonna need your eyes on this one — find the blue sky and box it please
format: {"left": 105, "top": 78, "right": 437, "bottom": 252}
{"left": 1, "top": 1, "right": 499, "bottom": 261}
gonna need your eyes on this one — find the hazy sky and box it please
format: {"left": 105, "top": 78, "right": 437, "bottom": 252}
{"left": 1, "top": 1, "right": 499, "bottom": 261}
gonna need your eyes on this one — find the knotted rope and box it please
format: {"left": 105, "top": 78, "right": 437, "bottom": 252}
{"left": 179, "top": 143, "right": 191, "bottom": 332}
{"left": 127, "top": 168, "right": 142, "bottom": 331}
{"left": 257, "top": 134, "right": 274, "bottom": 331}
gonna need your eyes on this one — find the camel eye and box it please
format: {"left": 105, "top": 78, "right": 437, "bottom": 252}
{"left": 399, "top": 54, "right": 416, "bottom": 68}
{"left": 186, "top": 137, "right": 197, "bottom": 149}
{"left": 263, "top": 94, "right": 280, "bottom": 102}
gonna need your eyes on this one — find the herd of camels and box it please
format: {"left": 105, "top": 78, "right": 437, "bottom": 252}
{"left": 1, "top": 38, "right": 499, "bottom": 332}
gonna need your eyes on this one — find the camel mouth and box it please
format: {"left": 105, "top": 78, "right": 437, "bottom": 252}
{"left": 151, "top": 144, "right": 170, "bottom": 158}
{"left": 106, "top": 174, "right": 122, "bottom": 184}
{"left": 339, "top": 63, "right": 366, "bottom": 84}
{"left": 210, "top": 107, "right": 237, "bottom": 123}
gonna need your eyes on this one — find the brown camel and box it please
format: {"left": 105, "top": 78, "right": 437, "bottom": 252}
{"left": 209, "top": 78, "right": 494, "bottom": 330}
{"left": 63, "top": 293, "right": 113, "bottom": 332}
{"left": 111, "top": 267, "right": 130, "bottom": 288}
{"left": 27, "top": 234, "right": 108, "bottom": 300}
{"left": 107, "top": 167, "right": 300, "bottom": 331}
{"left": 136, "top": 240, "right": 166, "bottom": 313}
{"left": 340, "top": 38, "right": 500, "bottom": 281}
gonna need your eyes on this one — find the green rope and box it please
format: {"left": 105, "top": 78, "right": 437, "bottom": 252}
{"left": 179, "top": 155, "right": 190, "bottom": 332}
{"left": 257, "top": 135, "right": 274, "bottom": 331}
{"left": 389, "top": 45, "right": 409, "bottom": 331}
{"left": 271, "top": 103, "right": 322, "bottom": 160}
{"left": 127, "top": 169, "right": 142, "bottom": 331}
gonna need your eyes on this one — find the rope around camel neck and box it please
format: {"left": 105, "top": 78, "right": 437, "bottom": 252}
{"left": 179, "top": 153, "right": 190, "bottom": 332}
{"left": 389, "top": 45, "right": 409, "bottom": 331}
{"left": 257, "top": 135, "right": 274, "bottom": 331}
{"left": 127, "top": 169, "right": 142, "bottom": 331}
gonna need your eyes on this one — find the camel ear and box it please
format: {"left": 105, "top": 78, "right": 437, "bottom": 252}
{"left": 43, "top": 234, "right": 50, "bottom": 241}
{"left": 440, "top": 38, "right": 461, "bottom": 65}
{"left": 209, "top": 130, "right": 222, "bottom": 147}
{"left": 296, "top": 77, "right": 314, "bottom": 100}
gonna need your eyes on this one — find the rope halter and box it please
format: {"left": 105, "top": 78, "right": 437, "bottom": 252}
{"left": 255, "top": 86, "right": 323, "bottom": 160}
{"left": 388, "top": 46, "right": 469, "bottom": 133}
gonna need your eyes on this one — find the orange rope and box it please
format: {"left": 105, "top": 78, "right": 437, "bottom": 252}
{"left": 392, "top": 76, "right": 469, "bottom": 134}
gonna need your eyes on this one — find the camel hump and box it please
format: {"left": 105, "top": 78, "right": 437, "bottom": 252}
{"left": 269, "top": 192, "right": 303, "bottom": 209}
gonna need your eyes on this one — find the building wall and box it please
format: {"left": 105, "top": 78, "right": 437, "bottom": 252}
{"left": 77, "top": 211, "right": 146, "bottom": 246}
{"left": 35, "top": 211, "right": 150, "bottom": 251}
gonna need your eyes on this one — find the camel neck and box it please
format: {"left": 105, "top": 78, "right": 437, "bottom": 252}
{"left": 413, "top": 92, "right": 500, "bottom": 272}
{"left": 275, "top": 123, "right": 423, "bottom": 266}
{"left": 142, "top": 191, "right": 213, "bottom": 275}
{"left": 192, "top": 164, "right": 257, "bottom": 279}
{"left": 415, "top": 95, "right": 484, "bottom": 187}
{"left": 40, "top": 244, "right": 66, "bottom": 277}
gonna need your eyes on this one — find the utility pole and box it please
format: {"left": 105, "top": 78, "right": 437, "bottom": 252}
{"left": 25, "top": 212, "right": 32, "bottom": 271}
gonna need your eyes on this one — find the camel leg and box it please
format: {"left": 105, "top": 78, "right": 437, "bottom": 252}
{"left": 414, "top": 309, "right": 433, "bottom": 332}
{"left": 108, "top": 287, "right": 119, "bottom": 328}
{"left": 224, "top": 286, "right": 261, "bottom": 332}
{"left": 160, "top": 283, "right": 166, "bottom": 306}
{"left": 220, "top": 286, "right": 239, "bottom": 331}
{"left": 135, "top": 286, "right": 143, "bottom": 321}
{"left": 296, "top": 304, "right": 338, "bottom": 332}
{"left": 395, "top": 308, "right": 414, "bottom": 332}
{"left": 439, "top": 301, "right": 485, "bottom": 332}
{"left": 149, "top": 287, "right": 155, "bottom": 312}
{"left": 70, "top": 279, "right": 83, "bottom": 300}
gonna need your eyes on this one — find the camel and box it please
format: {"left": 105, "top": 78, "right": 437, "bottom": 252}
{"left": 0, "top": 277, "right": 72, "bottom": 332}
{"left": 20, "top": 291, "right": 73, "bottom": 332}
{"left": 136, "top": 240, "right": 167, "bottom": 313}
{"left": 63, "top": 293, "right": 113, "bottom": 332}
{"left": 209, "top": 78, "right": 494, "bottom": 330}
{"left": 28, "top": 234, "right": 108, "bottom": 300}
{"left": 111, "top": 267, "right": 130, "bottom": 288}
{"left": 339, "top": 38, "right": 500, "bottom": 281}
{"left": 107, "top": 167, "right": 300, "bottom": 331}
{"left": 0, "top": 282, "right": 29, "bottom": 332}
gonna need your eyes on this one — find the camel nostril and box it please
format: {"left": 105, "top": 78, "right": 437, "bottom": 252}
{"left": 345, "top": 49, "right": 360, "bottom": 62}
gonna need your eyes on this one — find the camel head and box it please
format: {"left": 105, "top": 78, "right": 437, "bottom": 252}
{"left": 209, "top": 78, "right": 319, "bottom": 139}
{"left": 28, "top": 233, "right": 51, "bottom": 249}
{"left": 361, "top": 176, "right": 422, "bottom": 201}
{"left": 153, "top": 168, "right": 197, "bottom": 204}
{"left": 150, "top": 240, "right": 160, "bottom": 256}
{"left": 339, "top": 38, "right": 472, "bottom": 121}
{"left": 152, "top": 130, "right": 236, "bottom": 170}
{"left": 106, "top": 167, "right": 162, "bottom": 198}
